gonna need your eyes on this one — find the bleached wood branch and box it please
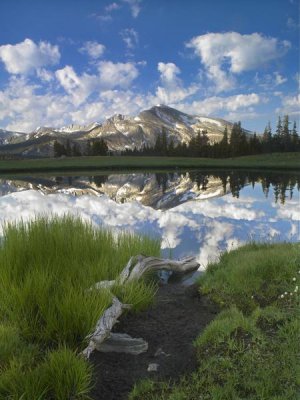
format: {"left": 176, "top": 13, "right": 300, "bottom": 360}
{"left": 82, "top": 297, "right": 131, "bottom": 359}
{"left": 121, "top": 255, "right": 199, "bottom": 283}
{"left": 82, "top": 255, "right": 199, "bottom": 358}
{"left": 97, "top": 333, "right": 148, "bottom": 354}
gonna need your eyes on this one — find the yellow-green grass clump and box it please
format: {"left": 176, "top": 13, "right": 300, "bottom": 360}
{"left": 0, "top": 216, "right": 160, "bottom": 399}
{"left": 130, "top": 242, "right": 300, "bottom": 400}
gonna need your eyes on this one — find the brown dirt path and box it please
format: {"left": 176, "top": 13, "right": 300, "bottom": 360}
{"left": 90, "top": 283, "right": 218, "bottom": 400}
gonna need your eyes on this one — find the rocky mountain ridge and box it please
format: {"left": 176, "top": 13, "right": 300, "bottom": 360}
{"left": 0, "top": 105, "right": 253, "bottom": 157}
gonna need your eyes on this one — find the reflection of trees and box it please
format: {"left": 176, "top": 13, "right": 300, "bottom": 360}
{"left": 188, "top": 171, "right": 209, "bottom": 190}
{"left": 185, "top": 170, "right": 300, "bottom": 203}
{"left": 25, "top": 171, "right": 300, "bottom": 203}
{"left": 92, "top": 175, "right": 108, "bottom": 187}
{"left": 155, "top": 173, "right": 168, "bottom": 193}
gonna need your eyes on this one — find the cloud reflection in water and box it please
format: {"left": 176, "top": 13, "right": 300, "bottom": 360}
{"left": 0, "top": 182, "right": 298, "bottom": 269}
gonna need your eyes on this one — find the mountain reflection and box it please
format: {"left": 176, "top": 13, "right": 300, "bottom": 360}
{"left": 0, "top": 170, "right": 299, "bottom": 268}
{"left": 0, "top": 170, "right": 298, "bottom": 209}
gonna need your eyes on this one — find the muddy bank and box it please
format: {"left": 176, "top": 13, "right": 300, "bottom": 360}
{"left": 90, "top": 283, "right": 218, "bottom": 400}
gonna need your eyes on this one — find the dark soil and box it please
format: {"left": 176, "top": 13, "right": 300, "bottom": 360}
{"left": 90, "top": 283, "right": 219, "bottom": 400}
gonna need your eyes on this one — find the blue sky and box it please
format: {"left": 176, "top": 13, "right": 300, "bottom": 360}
{"left": 0, "top": 0, "right": 299, "bottom": 132}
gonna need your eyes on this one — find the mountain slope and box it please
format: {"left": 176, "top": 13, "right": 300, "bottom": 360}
{"left": 0, "top": 105, "right": 252, "bottom": 157}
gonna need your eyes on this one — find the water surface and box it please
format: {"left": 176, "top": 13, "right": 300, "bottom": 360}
{"left": 0, "top": 170, "right": 299, "bottom": 268}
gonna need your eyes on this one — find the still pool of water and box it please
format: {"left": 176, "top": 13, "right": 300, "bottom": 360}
{"left": 0, "top": 169, "right": 299, "bottom": 268}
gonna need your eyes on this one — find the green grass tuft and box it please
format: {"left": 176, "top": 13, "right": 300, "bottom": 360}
{"left": 130, "top": 242, "right": 300, "bottom": 400}
{"left": 199, "top": 242, "right": 300, "bottom": 313}
{"left": 0, "top": 215, "right": 160, "bottom": 399}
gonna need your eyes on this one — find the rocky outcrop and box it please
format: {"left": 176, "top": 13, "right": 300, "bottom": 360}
{"left": 0, "top": 104, "right": 253, "bottom": 157}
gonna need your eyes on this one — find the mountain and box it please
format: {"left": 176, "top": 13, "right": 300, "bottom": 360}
{"left": 0, "top": 128, "right": 28, "bottom": 146}
{"left": 0, "top": 172, "right": 228, "bottom": 210}
{"left": 0, "top": 105, "right": 252, "bottom": 157}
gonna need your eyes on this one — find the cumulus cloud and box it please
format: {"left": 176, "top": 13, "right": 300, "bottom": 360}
{"left": 186, "top": 32, "right": 290, "bottom": 92}
{"left": 0, "top": 59, "right": 143, "bottom": 131}
{"left": 0, "top": 76, "right": 71, "bottom": 132}
{"left": 55, "top": 66, "right": 98, "bottom": 105}
{"left": 122, "top": 0, "right": 142, "bottom": 17}
{"left": 154, "top": 62, "right": 198, "bottom": 104}
{"left": 0, "top": 38, "right": 60, "bottom": 75}
{"left": 55, "top": 61, "right": 139, "bottom": 105}
{"left": 276, "top": 94, "right": 300, "bottom": 116}
{"left": 79, "top": 41, "right": 105, "bottom": 59}
{"left": 177, "top": 93, "right": 261, "bottom": 116}
{"left": 97, "top": 61, "right": 139, "bottom": 88}
{"left": 120, "top": 28, "right": 139, "bottom": 50}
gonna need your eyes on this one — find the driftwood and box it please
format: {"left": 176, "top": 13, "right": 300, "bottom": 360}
{"left": 97, "top": 333, "right": 148, "bottom": 354}
{"left": 82, "top": 297, "right": 131, "bottom": 358}
{"left": 93, "top": 255, "right": 199, "bottom": 290}
{"left": 82, "top": 255, "right": 199, "bottom": 358}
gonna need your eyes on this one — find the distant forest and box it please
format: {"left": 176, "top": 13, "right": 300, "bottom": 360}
{"left": 54, "top": 115, "right": 299, "bottom": 158}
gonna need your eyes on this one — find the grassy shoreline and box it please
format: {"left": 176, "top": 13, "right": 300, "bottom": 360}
{"left": 0, "top": 153, "right": 299, "bottom": 174}
{"left": 0, "top": 217, "right": 160, "bottom": 399}
{"left": 130, "top": 242, "right": 300, "bottom": 400}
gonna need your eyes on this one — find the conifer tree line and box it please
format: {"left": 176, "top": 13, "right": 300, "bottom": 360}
{"left": 122, "top": 115, "right": 299, "bottom": 158}
{"left": 53, "top": 138, "right": 108, "bottom": 157}
{"left": 54, "top": 114, "right": 299, "bottom": 158}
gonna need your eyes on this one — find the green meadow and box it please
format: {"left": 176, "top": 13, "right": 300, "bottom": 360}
{"left": 0, "top": 153, "right": 299, "bottom": 174}
{"left": 130, "top": 243, "right": 300, "bottom": 400}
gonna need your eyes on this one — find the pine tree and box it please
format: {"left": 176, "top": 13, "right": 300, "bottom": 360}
{"left": 66, "top": 139, "right": 72, "bottom": 156}
{"left": 53, "top": 140, "right": 66, "bottom": 157}
{"left": 282, "top": 115, "right": 291, "bottom": 151}
{"left": 220, "top": 126, "right": 229, "bottom": 157}
{"left": 273, "top": 116, "right": 283, "bottom": 151}
{"left": 154, "top": 134, "right": 162, "bottom": 155}
{"left": 230, "top": 121, "right": 247, "bottom": 156}
{"left": 167, "top": 137, "right": 175, "bottom": 156}
{"left": 85, "top": 140, "right": 91, "bottom": 156}
{"left": 262, "top": 122, "right": 272, "bottom": 152}
{"left": 91, "top": 139, "right": 108, "bottom": 156}
{"left": 276, "top": 116, "right": 283, "bottom": 136}
{"left": 72, "top": 143, "right": 81, "bottom": 157}
{"left": 291, "top": 121, "right": 299, "bottom": 150}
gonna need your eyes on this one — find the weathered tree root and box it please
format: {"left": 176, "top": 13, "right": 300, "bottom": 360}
{"left": 82, "top": 255, "right": 199, "bottom": 358}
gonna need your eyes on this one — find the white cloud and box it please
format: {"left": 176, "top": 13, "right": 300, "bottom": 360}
{"left": 254, "top": 71, "right": 287, "bottom": 89}
{"left": 154, "top": 62, "right": 198, "bottom": 104}
{"left": 274, "top": 72, "right": 287, "bottom": 86}
{"left": 186, "top": 32, "right": 290, "bottom": 92}
{"left": 158, "top": 62, "right": 181, "bottom": 84}
{"left": 122, "top": 0, "right": 142, "bottom": 17}
{"left": 177, "top": 93, "right": 261, "bottom": 116}
{"left": 0, "top": 60, "right": 143, "bottom": 131}
{"left": 97, "top": 61, "right": 139, "bottom": 88}
{"left": 0, "top": 38, "right": 60, "bottom": 75}
{"left": 36, "top": 68, "right": 54, "bottom": 82}
{"left": 0, "top": 77, "right": 71, "bottom": 132}
{"left": 105, "top": 2, "right": 121, "bottom": 12}
{"left": 55, "top": 61, "right": 139, "bottom": 105}
{"left": 276, "top": 94, "right": 300, "bottom": 116}
{"left": 79, "top": 41, "right": 105, "bottom": 59}
{"left": 120, "top": 28, "right": 139, "bottom": 50}
{"left": 55, "top": 66, "right": 98, "bottom": 105}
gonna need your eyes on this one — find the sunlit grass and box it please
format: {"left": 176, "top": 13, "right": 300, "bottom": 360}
{"left": 130, "top": 242, "right": 300, "bottom": 400}
{"left": 0, "top": 153, "right": 299, "bottom": 174}
{"left": 0, "top": 215, "right": 160, "bottom": 399}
